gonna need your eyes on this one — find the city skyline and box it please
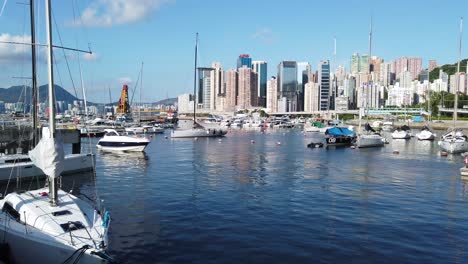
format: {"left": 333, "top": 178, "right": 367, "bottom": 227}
{"left": 0, "top": 0, "right": 467, "bottom": 103}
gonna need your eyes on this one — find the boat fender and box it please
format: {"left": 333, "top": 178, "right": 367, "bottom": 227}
{"left": 206, "top": 129, "right": 210, "bottom": 134}
{"left": 102, "top": 211, "right": 110, "bottom": 228}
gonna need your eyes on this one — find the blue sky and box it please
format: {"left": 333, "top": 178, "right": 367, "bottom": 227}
{"left": 0, "top": 0, "right": 467, "bottom": 103}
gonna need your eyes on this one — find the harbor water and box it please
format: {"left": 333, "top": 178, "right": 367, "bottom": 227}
{"left": 5, "top": 128, "right": 468, "bottom": 263}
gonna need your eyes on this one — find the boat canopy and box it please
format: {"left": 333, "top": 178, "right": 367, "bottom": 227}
{"left": 325, "top": 127, "right": 356, "bottom": 136}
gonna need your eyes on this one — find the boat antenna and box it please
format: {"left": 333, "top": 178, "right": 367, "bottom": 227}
{"left": 454, "top": 17, "right": 463, "bottom": 125}
{"left": 193, "top": 33, "right": 198, "bottom": 126}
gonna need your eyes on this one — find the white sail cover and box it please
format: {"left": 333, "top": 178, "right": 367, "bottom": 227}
{"left": 29, "top": 127, "right": 65, "bottom": 178}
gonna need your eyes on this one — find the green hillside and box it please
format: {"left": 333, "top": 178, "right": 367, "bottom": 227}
{"left": 429, "top": 59, "right": 468, "bottom": 82}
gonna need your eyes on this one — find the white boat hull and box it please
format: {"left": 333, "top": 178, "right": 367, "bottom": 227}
{"left": 0, "top": 227, "right": 105, "bottom": 264}
{"left": 304, "top": 126, "right": 320, "bottom": 132}
{"left": 438, "top": 140, "right": 468, "bottom": 153}
{"left": 416, "top": 130, "right": 435, "bottom": 141}
{"left": 357, "top": 134, "right": 385, "bottom": 148}
{"left": 171, "top": 128, "right": 227, "bottom": 138}
{"left": 0, "top": 154, "right": 95, "bottom": 181}
{"left": 392, "top": 130, "right": 411, "bottom": 139}
{"left": 97, "top": 144, "right": 147, "bottom": 152}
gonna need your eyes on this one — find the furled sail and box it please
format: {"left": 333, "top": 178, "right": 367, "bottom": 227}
{"left": 29, "top": 127, "right": 65, "bottom": 178}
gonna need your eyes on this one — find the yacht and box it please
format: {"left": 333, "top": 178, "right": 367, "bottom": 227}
{"left": 97, "top": 129, "right": 150, "bottom": 152}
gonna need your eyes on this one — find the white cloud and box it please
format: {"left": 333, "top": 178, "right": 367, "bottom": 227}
{"left": 0, "top": 33, "right": 31, "bottom": 62}
{"left": 118, "top": 77, "right": 132, "bottom": 84}
{"left": 83, "top": 52, "right": 98, "bottom": 61}
{"left": 74, "top": 0, "right": 172, "bottom": 27}
{"left": 251, "top": 28, "right": 277, "bottom": 45}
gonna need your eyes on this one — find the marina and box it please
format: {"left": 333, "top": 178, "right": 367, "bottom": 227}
{"left": 2, "top": 126, "right": 468, "bottom": 263}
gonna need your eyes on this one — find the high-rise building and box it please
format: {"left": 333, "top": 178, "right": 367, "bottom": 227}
{"left": 380, "top": 62, "right": 394, "bottom": 86}
{"left": 318, "top": 60, "right": 330, "bottom": 111}
{"left": 266, "top": 77, "right": 278, "bottom": 112}
{"left": 304, "top": 82, "right": 320, "bottom": 112}
{"left": 252, "top": 61, "right": 268, "bottom": 107}
{"left": 237, "top": 66, "right": 258, "bottom": 109}
{"left": 370, "top": 56, "right": 383, "bottom": 81}
{"left": 360, "top": 54, "right": 370, "bottom": 74}
{"left": 237, "top": 54, "right": 252, "bottom": 69}
{"left": 429, "top": 60, "right": 438, "bottom": 72}
{"left": 210, "top": 62, "right": 224, "bottom": 111}
{"left": 277, "top": 61, "right": 298, "bottom": 112}
{"left": 197, "top": 67, "right": 213, "bottom": 110}
{"left": 350, "top": 53, "right": 360, "bottom": 74}
{"left": 225, "top": 69, "right": 238, "bottom": 110}
{"left": 392, "top": 57, "right": 422, "bottom": 80}
{"left": 297, "top": 62, "right": 310, "bottom": 112}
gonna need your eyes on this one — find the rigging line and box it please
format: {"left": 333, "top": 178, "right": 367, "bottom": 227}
{"left": 0, "top": 0, "right": 7, "bottom": 17}
{"left": 129, "top": 66, "right": 142, "bottom": 106}
{"left": 51, "top": 9, "right": 79, "bottom": 99}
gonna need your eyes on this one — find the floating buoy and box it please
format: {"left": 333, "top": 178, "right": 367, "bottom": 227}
{"left": 277, "top": 141, "right": 281, "bottom": 145}
{"left": 441, "top": 151, "right": 448, "bottom": 156}
{"left": 194, "top": 137, "right": 198, "bottom": 141}
{"left": 351, "top": 146, "right": 356, "bottom": 149}
{"left": 251, "top": 140, "right": 255, "bottom": 144}
{"left": 393, "top": 150, "right": 399, "bottom": 154}
{"left": 218, "top": 139, "right": 222, "bottom": 143}
{"left": 164, "top": 136, "right": 168, "bottom": 139}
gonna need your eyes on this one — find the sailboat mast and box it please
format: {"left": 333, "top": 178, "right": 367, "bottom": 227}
{"left": 455, "top": 17, "right": 463, "bottom": 124}
{"left": 30, "top": 0, "right": 38, "bottom": 146}
{"left": 45, "top": 0, "right": 58, "bottom": 206}
{"left": 140, "top": 62, "right": 143, "bottom": 124}
{"left": 193, "top": 33, "right": 198, "bottom": 124}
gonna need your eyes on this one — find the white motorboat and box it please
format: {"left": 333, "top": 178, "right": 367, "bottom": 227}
{"left": 0, "top": 1, "right": 112, "bottom": 262}
{"left": 0, "top": 153, "right": 94, "bottom": 181}
{"left": 416, "top": 126, "right": 436, "bottom": 141}
{"left": 304, "top": 125, "right": 320, "bottom": 132}
{"left": 97, "top": 129, "right": 150, "bottom": 152}
{"left": 391, "top": 128, "right": 411, "bottom": 139}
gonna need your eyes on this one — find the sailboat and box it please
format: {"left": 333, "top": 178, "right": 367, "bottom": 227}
{"left": 355, "top": 17, "right": 385, "bottom": 148}
{"left": 416, "top": 81, "right": 436, "bottom": 140}
{"left": 438, "top": 17, "right": 468, "bottom": 154}
{"left": 171, "top": 33, "right": 227, "bottom": 138}
{"left": 0, "top": 1, "right": 112, "bottom": 263}
{"left": 0, "top": 0, "right": 95, "bottom": 181}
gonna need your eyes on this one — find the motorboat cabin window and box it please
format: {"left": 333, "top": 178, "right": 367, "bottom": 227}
{"left": 105, "top": 131, "right": 119, "bottom": 136}
{"left": 2, "top": 202, "right": 20, "bottom": 221}
{"left": 52, "top": 210, "right": 72, "bottom": 217}
{"left": 60, "top": 221, "right": 85, "bottom": 232}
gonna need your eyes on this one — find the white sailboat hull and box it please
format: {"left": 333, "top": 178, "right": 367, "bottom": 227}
{"left": 0, "top": 154, "right": 95, "bottom": 181}
{"left": 357, "top": 134, "right": 385, "bottom": 148}
{"left": 438, "top": 139, "right": 468, "bottom": 153}
{"left": 171, "top": 128, "right": 227, "bottom": 138}
{"left": 0, "top": 227, "right": 105, "bottom": 264}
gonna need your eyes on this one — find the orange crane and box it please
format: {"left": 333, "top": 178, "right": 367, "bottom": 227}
{"left": 116, "top": 84, "right": 131, "bottom": 114}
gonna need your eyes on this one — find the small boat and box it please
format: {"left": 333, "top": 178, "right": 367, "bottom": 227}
{"left": 97, "top": 129, "right": 150, "bottom": 152}
{"left": 307, "top": 142, "right": 324, "bottom": 148}
{"left": 0, "top": 153, "right": 94, "bottom": 181}
{"left": 381, "top": 121, "right": 394, "bottom": 132}
{"left": 391, "top": 125, "right": 411, "bottom": 139}
{"left": 416, "top": 126, "right": 436, "bottom": 141}
{"left": 438, "top": 129, "right": 468, "bottom": 154}
{"left": 304, "top": 121, "right": 324, "bottom": 133}
{"left": 324, "top": 126, "right": 356, "bottom": 147}
{"left": 125, "top": 124, "right": 164, "bottom": 134}
{"left": 356, "top": 123, "right": 385, "bottom": 148}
